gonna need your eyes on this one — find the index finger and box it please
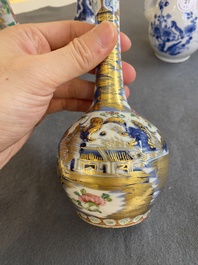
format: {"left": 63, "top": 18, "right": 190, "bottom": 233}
{"left": 33, "top": 20, "right": 94, "bottom": 50}
{"left": 33, "top": 20, "right": 131, "bottom": 52}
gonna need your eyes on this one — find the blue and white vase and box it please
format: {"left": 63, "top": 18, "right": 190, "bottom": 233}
{"left": 0, "top": 0, "right": 17, "bottom": 30}
{"left": 74, "top": 0, "right": 95, "bottom": 24}
{"left": 144, "top": 0, "right": 198, "bottom": 63}
{"left": 58, "top": 0, "right": 169, "bottom": 228}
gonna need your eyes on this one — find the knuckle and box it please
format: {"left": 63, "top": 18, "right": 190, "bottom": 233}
{"left": 71, "top": 37, "right": 93, "bottom": 71}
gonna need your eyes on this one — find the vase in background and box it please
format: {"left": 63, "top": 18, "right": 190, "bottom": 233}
{"left": 74, "top": 0, "right": 95, "bottom": 23}
{"left": 0, "top": 0, "right": 17, "bottom": 29}
{"left": 58, "top": 0, "right": 169, "bottom": 228}
{"left": 144, "top": 0, "right": 198, "bottom": 63}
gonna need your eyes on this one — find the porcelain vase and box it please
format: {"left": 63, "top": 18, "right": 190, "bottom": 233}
{"left": 0, "top": 0, "right": 17, "bottom": 29}
{"left": 144, "top": 0, "right": 198, "bottom": 63}
{"left": 58, "top": 0, "right": 169, "bottom": 228}
{"left": 74, "top": 0, "right": 95, "bottom": 23}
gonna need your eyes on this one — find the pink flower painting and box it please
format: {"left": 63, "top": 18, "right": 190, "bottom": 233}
{"left": 79, "top": 193, "right": 106, "bottom": 206}
{"left": 72, "top": 189, "right": 112, "bottom": 214}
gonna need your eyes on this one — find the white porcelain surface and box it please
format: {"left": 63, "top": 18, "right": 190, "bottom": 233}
{"left": 144, "top": 0, "right": 198, "bottom": 63}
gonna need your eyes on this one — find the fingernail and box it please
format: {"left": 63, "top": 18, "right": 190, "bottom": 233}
{"left": 91, "top": 21, "right": 117, "bottom": 48}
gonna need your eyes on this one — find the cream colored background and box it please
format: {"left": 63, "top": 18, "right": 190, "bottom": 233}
{"left": 10, "top": 0, "right": 75, "bottom": 14}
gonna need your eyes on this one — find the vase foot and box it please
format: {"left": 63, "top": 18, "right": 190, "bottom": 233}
{"left": 155, "top": 53, "right": 190, "bottom": 63}
{"left": 77, "top": 210, "right": 151, "bottom": 228}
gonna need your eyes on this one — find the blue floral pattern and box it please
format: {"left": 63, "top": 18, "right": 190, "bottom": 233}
{"left": 74, "top": 0, "right": 94, "bottom": 23}
{"left": 150, "top": 0, "right": 198, "bottom": 56}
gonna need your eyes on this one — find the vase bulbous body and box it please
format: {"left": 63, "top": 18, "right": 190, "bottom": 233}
{"left": 58, "top": 0, "right": 169, "bottom": 228}
{"left": 144, "top": 0, "right": 198, "bottom": 63}
{"left": 0, "top": 0, "right": 17, "bottom": 29}
{"left": 74, "top": 0, "right": 95, "bottom": 23}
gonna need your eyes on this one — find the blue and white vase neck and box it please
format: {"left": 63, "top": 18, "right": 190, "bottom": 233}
{"left": 144, "top": 0, "right": 198, "bottom": 63}
{"left": 74, "top": 0, "right": 95, "bottom": 24}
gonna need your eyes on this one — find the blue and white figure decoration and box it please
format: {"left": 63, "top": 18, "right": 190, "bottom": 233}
{"left": 144, "top": 0, "right": 198, "bottom": 63}
{"left": 74, "top": 0, "right": 95, "bottom": 24}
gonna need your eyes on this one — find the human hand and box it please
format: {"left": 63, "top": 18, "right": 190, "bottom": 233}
{"left": 0, "top": 21, "right": 136, "bottom": 168}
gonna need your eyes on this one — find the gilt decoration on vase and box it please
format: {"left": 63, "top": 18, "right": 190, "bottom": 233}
{"left": 58, "top": 0, "right": 169, "bottom": 228}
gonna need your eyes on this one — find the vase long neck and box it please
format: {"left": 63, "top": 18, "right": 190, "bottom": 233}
{"left": 74, "top": 0, "right": 94, "bottom": 24}
{"left": 90, "top": 0, "right": 131, "bottom": 112}
{"left": 0, "top": 0, "right": 17, "bottom": 29}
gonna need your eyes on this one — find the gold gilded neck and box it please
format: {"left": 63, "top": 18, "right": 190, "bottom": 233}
{"left": 90, "top": 2, "right": 130, "bottom": 112}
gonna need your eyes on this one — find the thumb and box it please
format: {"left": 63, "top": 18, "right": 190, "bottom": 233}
{"left": 32, "top": 21, "right": 118, "bottom": 88}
